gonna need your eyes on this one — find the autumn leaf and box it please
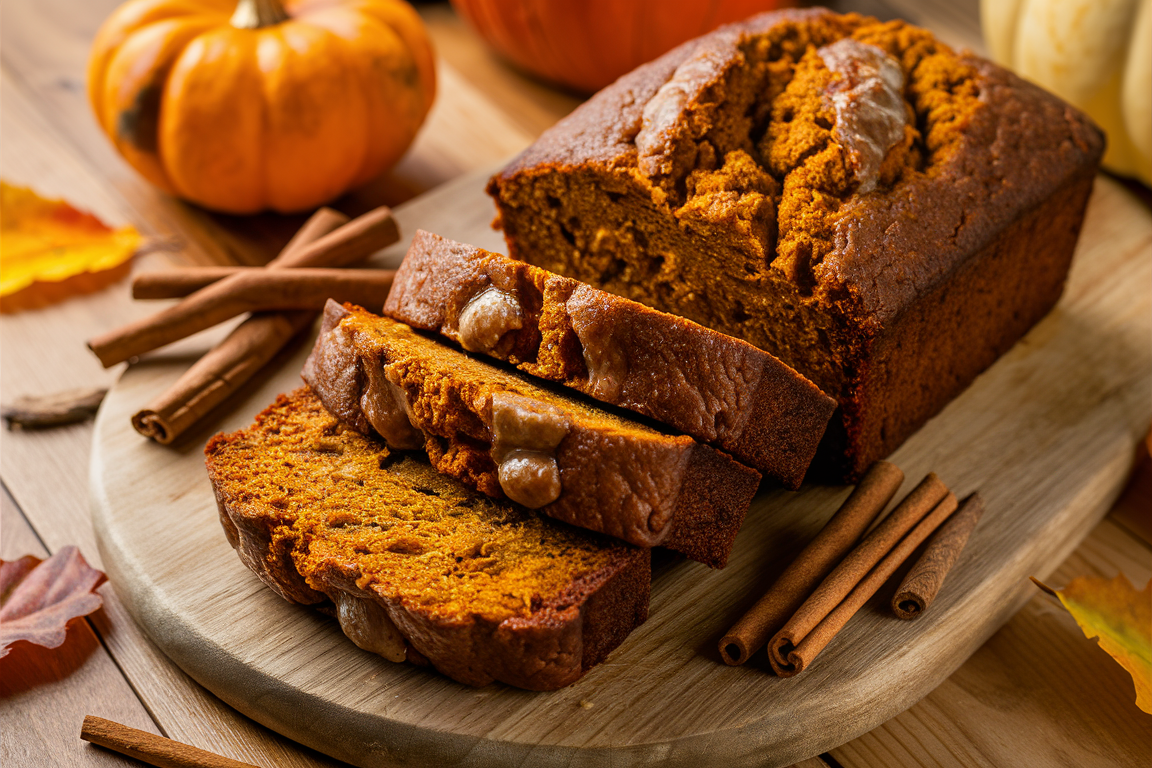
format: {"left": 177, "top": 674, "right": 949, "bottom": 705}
{"left": 0, "top": 182, "right": 141, "bottom": 313}
{"left": 0, "top": 546, "right": 106, "bottom": 657}
{"left": 1033, "top": 573, "right": 1152, "bottom": 714}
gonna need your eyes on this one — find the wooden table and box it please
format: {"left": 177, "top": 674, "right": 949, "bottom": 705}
{"left": 1, "top": 2, "right": 1149, "bottom": 767}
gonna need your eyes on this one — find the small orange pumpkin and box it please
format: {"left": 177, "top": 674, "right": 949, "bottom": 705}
{"left": 450, "top": 0, "right": 797, "bottom": 94}
{"left": 88, "top": 0, "right": 436, "bottom": 214}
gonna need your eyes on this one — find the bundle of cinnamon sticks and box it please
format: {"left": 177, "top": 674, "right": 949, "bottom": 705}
{"left": 87, "top": 206, "right": 401, "bottom": 444}
{"left": 720, "top": 461, "right": 984, "bottom": 675}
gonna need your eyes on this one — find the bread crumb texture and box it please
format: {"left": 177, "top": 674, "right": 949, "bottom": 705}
{"left": 642, "top": 14, "right": 981, "bottom": 289}
{"left": 206, "top": 389, "right": 625, "bottom": 624}
{"left": 340, "top": 311, "right": 666, "bottom": 501}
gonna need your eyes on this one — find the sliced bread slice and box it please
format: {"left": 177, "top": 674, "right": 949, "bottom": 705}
{"left": 206, "top": 386, "right": 649, "bottom": 691}
{"left": 383, "top": 231, "right": 837, "bottom": 488}
{"left": 303, "top": 300, "right": 761, "bottom": 567}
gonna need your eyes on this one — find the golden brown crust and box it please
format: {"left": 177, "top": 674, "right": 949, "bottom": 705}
{"left": 303, "top": 302, "right": 761, "bottom": 567}
{"left": 383, "top": 230, "right": 836, "bottom": 487}
{"left": 487, "top": 9, "right": 1105, "bottom": 480}
{"left": 205, "top": 387, "right": 650, "bottom": 690}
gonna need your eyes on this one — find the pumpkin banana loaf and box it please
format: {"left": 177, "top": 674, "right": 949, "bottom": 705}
{"left": 303, "top": 300, "right": 761, "bottom": 568}
{"left": 486, "top": 8, "right": 1105, "bottom": 481}
{"left": 383, "top": 230, "right": 837, "bottom": 488}
{"left": 206, "top": 386, "right": 650, "bottom": 691}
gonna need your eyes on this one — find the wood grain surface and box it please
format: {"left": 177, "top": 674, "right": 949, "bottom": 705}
{"left": 0, "top": 488, "right": 154, "bottom": 768}
{"left": 88, "top": 170, "right": 1152, "bottom": 768}
{"left": 0, "top": 2, "right": 534, "bottom": 764}
{"left": 4, "top": 0, "right": 1150, "bottom": 766}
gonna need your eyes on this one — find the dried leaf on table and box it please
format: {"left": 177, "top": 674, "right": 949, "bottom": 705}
{"left": 0, "top": 182, "right": 141, "bottom": 313}
{"left": 1032, "top": 573, "right": 1152, "bottom": 714}
{"left": 0, "top": 546, "right": 106, "bottom": 658}
{"left": 2, "top": 386, "right": 108, "bottom": 430}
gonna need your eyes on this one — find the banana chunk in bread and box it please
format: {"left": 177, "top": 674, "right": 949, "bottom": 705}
{"left": 304, "top": 300, "right": 761, "bottom": 568}
{"left": 206, "top": 387, "right": 649, "bottom": 691}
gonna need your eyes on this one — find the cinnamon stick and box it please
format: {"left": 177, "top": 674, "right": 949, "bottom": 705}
{"left": 132, "top": 266, "right": 239, "bottom": 297}
{"left": 132, "top": 310, "right": 316, "bottom": 443}
{"left": 772, "top": 491, "right": 959, "bottom": 676}
{"left": 81, "top": 715, "right": 259, "bottom": 768}
{"left": 88, "top": 206, "right": 398, "bottom": 368}
{"left": 768, "top": 472, "right": 950, "bottom": 674}
{"left": 135, "top": 265, "right": 375, "bottom": 299}
{"left": 719, "top": 460, "right": 904, "bottom": 665}
{"left": 271, "top": 206, "right": 351, "bottom": 267}
{"left": 270, "top": 205, "right": 398, "bottom": 270}
{"left": 892, "top": 492, "right": 985, "bottom": 619}
{"left": 125, "top": 268, "right": 395, "bottom": 317}
{"left": 130, "top": 208, "right": 347, "bottom": 444}
{"left": 133, "top": 267, "right": 394, "bottom": 301}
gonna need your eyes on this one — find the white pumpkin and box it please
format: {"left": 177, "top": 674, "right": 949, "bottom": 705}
{"left": 982, "top": 0, "right": 1151, "bottom": 186}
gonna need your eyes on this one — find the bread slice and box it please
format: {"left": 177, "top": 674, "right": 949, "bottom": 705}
{"left": 383, "top": 230, "right": 836, "bottom": 488}
{"left": 303, "top": 300, "right": 761, "bottom": 567}
{"left": 206, "top": 387, "right": 650, "bottom": 691}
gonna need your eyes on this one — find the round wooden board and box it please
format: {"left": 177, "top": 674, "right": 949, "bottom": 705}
{"left": 90, "top": 174, "right": 1152, "bottom": 768}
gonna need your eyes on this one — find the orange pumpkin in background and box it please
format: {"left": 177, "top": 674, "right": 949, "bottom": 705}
{"left": 449, "top": 0, "right": 797, "bottom": 94}
{"left": 88, "top": 0, "right": 436, "bottom": 215}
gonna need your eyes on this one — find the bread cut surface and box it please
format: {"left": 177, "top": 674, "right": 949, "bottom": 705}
{"left": 206, "top": 386, "right": 650, "bottom": 690}
{"left": 303, "top": 301, "right": 761, "bottom": 567}
{"left": 384, "top": 230, "right": 837, "bottom": 488}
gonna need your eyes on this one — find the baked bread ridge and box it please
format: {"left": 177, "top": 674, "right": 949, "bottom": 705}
{"left": 383, "top": 229, "right": 837, "bottom": 488}
{"left": 206, "top": 387, "right": 650, "bottom": 691}
{"left": 303, "top": 300, "right": 761, "bottom": 568}
{"left": 486, "top": 8, "right": 1105, "bottom": 480}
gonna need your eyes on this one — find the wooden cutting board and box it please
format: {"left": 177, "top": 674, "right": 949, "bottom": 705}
{"left": 90, "top": 170, "right": 1152, "bottom": 768}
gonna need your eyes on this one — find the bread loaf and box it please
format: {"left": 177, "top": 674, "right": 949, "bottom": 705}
{"left": 487, "top": 8, "right": 1104, "bottom": 480}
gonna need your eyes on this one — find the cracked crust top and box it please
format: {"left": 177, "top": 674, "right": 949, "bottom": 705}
{"left": 491, "top": 7, "right": 1104, "bottom": 326}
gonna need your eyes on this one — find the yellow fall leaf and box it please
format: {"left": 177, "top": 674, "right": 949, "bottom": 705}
{"left": 1033, "top": 573, "right": 1152, "bottom": 714}
{"left": 0, "top": 182, "right": 140, "bottom": 313}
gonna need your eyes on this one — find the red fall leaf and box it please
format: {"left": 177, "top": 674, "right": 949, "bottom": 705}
{"left": 0, "top": 545, "right": 106, "bottom": 657}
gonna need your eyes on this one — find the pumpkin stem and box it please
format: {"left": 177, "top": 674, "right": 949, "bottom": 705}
{"left": 230, "top": 0, "right": 290, "bottom": 29}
